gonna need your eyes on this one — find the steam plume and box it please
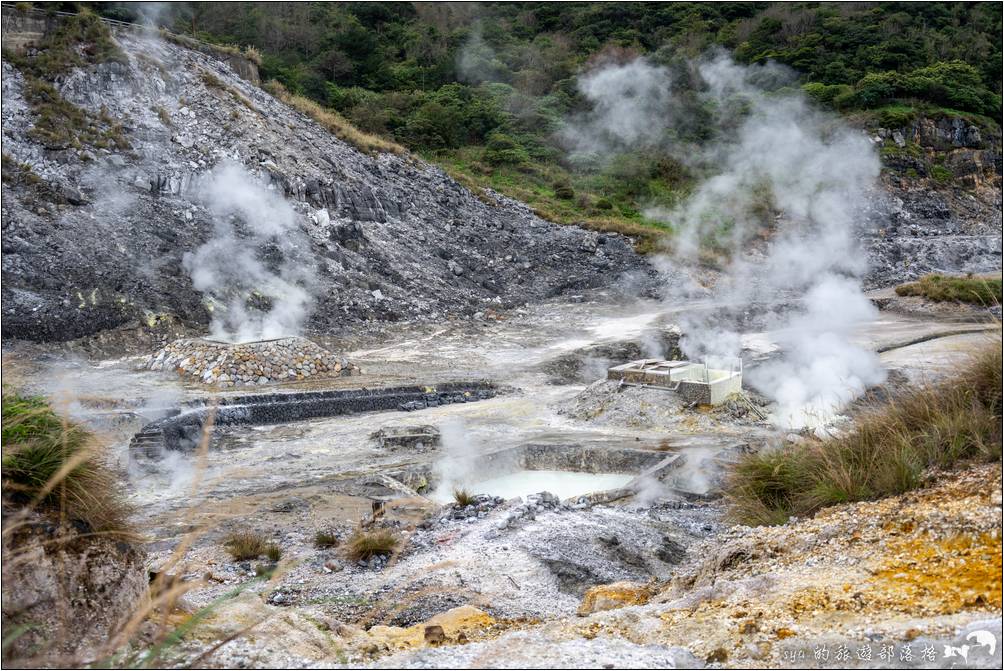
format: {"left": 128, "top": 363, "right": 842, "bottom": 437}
{"left": 565, "top": 53, "right": 886, "bottom": 427}
{"left": 182, "top": 162, "right": 314, "bottom": 342}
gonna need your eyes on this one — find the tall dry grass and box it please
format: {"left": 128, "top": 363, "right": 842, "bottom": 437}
{"left": 263, "top": 80, "right": 406, "bottom": 156}
{"left": 895, "top": 273, "right": 1002, "bottom": 306}
{"left": 727, "top": 341, "right": 1002, "bottom": 526}
{"left": 2, "top": 390, "right": 132, "bottom": 535}
{"left": 1, "top": 392, "right": 289, "bottom": 667}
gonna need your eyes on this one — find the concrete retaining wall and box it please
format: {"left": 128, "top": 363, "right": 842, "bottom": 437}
{"left": 131, "top": 381, "right": 497, "bottom": 454}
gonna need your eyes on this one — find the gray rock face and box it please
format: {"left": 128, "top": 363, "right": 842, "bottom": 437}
{"left": 0, "top": 32, "right": 645, "bottom": 342}
{"left": 1, "top": 511, "right": 148, "bottom": 664}
{"left": 862, "top": 118, "right": 1003, "bottom": 287}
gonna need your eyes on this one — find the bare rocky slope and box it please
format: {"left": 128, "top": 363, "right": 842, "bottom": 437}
{"left": 1, "top": 21, "right": 1001, "bottom": 345}
{"left": 0, "top": 27, "right": 644, "bottom": 343}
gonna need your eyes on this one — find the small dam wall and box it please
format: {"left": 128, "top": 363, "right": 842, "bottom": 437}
{"left": 131, "top": 381, "right": 498, "bottom": 455}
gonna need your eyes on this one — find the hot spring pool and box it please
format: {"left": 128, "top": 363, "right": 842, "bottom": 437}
{"left": 432, "top": 470, "right": 634, "bottom": 503}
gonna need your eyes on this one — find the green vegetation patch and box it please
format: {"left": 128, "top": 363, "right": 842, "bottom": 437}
{"left": 727, "top": 343, "right": 1002, "bottom": 526}
{"left": 128, "top": 2, "right": 1001, "bottom": 239}
{"left": 4, "top": 11, "right": 132, "bottom": 152}
{"left": 1, "top": 390, "right": 132, "bottom": 534}
{"left": 13, "top": 9, "right": 127, "bottom": 80}
{"left": 264, "top": 79, "right": 405, "bottom": 155}
{"left": 896, "top": 274, "right": 1003, "bottom": 305}
{"left": 21, "top": 78, "right": 130, "bottom": 151}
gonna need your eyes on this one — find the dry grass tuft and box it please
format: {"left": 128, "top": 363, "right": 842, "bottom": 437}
{"left": 242, "top": 45, "right": 262, "bottom": 65}
{"left": 345, "top": 528, "right": 399, "bottom": 562}
{"left": 198, "top": 70, "right": 257, "bottom": 112}
{"left": 1, "top": 390, "right": 132, "bottom": 535}
{"left": 223, "top": 530, "right": 271, "bottom": 561}
{"left": 264, "top": 542, "right": 282, "bottom": 562}
{"left": 313, "top": 530, "right": 340, "bottom": 548}
{"left": 727, "top": 341, "right": 1002, "bottom": 526}
{"left": 452, "top": 487, "right": 476, "bottom": 507}
{"left": 896, "top": 273, "right": 1002, "bottom": 305}
{"left": 263, "top": 80, "right": 405, "bottom": 156}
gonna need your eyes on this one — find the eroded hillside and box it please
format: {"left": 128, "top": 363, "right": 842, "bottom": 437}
{"left": 1, "top": 16, "right": 644, "bottom": 342}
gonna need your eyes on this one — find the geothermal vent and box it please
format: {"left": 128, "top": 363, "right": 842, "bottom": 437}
{"left": 145, "top": 336, "right": 359, "bottom": 387}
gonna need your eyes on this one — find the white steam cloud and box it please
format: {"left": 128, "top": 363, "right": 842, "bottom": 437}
{"left": 183, "top": 162, "right": 314, "bottom": 342}
{"left": 567, "top": 53, "right": 887, "bottom": 428}
{"left": 560, "top": 58, "right": 674, "bottom": 160}
{"left": 431, "top": 418, "right": 478, "bottom": 501}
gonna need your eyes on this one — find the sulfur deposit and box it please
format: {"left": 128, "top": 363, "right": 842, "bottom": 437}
{"left": 144, "top": 336, "right": 359, "bottom": 387}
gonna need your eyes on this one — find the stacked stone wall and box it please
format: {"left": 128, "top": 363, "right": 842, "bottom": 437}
{"left": 145, "top": 336, "right": 358, "bottom": 386}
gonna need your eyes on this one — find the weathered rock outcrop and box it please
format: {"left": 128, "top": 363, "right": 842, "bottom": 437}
{"left": 862, "top": 115, "right": 1003, "bottom": 287}
{"left": 0, "top": 28, "right": 645, "bottom": 342}
{"left": 1, "top": 510, "right": 148, "bottom": 664}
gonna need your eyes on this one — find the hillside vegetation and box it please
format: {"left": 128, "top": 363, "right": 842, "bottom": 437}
{"left": 727, "top": 342, "right": 1002, "bottom": 526}
{"left": 82, "top": 1, "right": 1002, "bottom": 242}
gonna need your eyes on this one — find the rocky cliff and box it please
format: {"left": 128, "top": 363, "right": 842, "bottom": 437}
{"left": 864, "top": 114, "right": 1003, "bottom": 287}
{"left": 0, "top": 25, "right": 643, "bottom": 343}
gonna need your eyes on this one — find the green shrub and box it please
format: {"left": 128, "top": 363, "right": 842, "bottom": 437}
{"left": 1, "top": 391, "right": 131, "bottom": 534}
{"left": 483, "top": 132, "right": 528, "bottom": 166}
{"left": 553, "top": 182, "right": 574, "bottom": 200}
{"left": 727, "top": 343, "right": 1002, "bottom": 526}
{"left": 802, "top": 82, "right": 853, "bottom": 107}
{"left": 895, "top": 274, "right": 1002, "bottom": 305}
{"left": 846, "top": 61, "right": 999, "bottom": 117}
{"left": 929, "top": 164, "right": 953, "bottom": 184}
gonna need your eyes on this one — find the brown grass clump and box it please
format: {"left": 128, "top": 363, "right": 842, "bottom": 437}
{"left": 452, "top": 487, "right": 476, "bottom": 507}
{"left": 263, "top": 79, "right": 406, "bottom": 156}
{"left": 242, "top": 45, "right": 262, "bottom": 65}
{"left": 2, "top": 390, "right": 132, "bottom": 535}
{"left": 896, "top": 273, "right": 1002, "bottom": 305}
{"left": 727, "top": 341, "right": 1002, "bottom": 526}
{"left": 345, "top": 528, "right": 399, "bottom": 562}
{"left": 223, "top": 530, "right": 270, "bottom": 561}
{"left": 264, "top": 542, "right": 282, "bottom": 562}
{"left": 314, "top": 530, "right": 340, "bottom": 548}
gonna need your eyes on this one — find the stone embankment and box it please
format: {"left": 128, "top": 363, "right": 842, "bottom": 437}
{"left": 129, "top": 381, "right": 498, "bottom": 454}
{"left": 144, "top": 336, "right": 358, "bottom": 387}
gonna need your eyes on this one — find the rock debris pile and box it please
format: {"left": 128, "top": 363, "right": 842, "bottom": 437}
{"left": 144, "top": 336, "right": 358, "bottom": 386}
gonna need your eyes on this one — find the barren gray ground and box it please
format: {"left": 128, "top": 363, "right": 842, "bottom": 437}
{"left": 4, "top": 290, "right": 997, "bottom": 668}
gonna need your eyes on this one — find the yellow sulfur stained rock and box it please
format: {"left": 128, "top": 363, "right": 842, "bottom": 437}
{"left": 577, "top": 581, "right": 652, "bottom": 616}
{"left": 366, "top": 605, "right": 495, "bottom": 650}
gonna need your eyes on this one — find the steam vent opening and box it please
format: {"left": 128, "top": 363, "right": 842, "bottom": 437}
{"left": 607, "top": 358, "right": 742, "bottom": 405}
{"left": 144, "top": 336, "right": 359, "bottom": 387}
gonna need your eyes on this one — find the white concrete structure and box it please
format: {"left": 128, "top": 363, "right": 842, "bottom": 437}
{"left": 607, "top": 358, "right": 743, "bottom": 405}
